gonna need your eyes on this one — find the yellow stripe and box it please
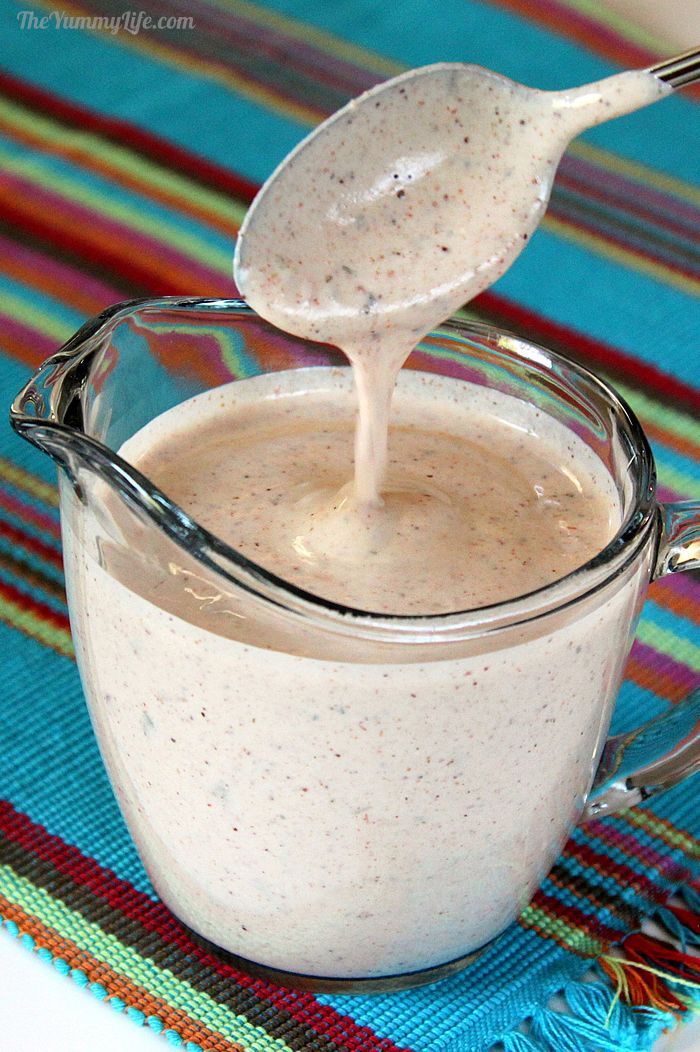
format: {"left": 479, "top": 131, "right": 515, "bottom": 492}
{"left": 568, "top": 140, "right": 700, "bottom": 209}
{"left": 0, "top": 594, "right": 74, "bottom": 657}
{"left": 519, "top": 902, "right": 605, "bottom": 956}
{"left": 0, "top": 865, "right": 293, "bottom": 1050}
{"left": 636, "top": 620, "right": 700, "bottom": 672}
{"left": 0, "top": 145, "right": 232, "bottom": 275}
{"left": 552, "top": 0, "right": 670, "bottom": 52}
{"left": 618, "top": 810, "right": 700, "bottom": 858}
{"left": 0, "top": 458, "right": 59, "bottom": 507}
{"left": 0, "top": 290, "right": 72, "bottom": 343}
{"left": 0, "top": 97, "right": 247, "bottom": 230}
{"left": 656, "top": 463, "right": 700, "bottom": 501}
{"left": 614, "top": 383, "right": 700, "bottom": 447}
{"left": 210, "top": 0, "right": 403, "bottom": 77}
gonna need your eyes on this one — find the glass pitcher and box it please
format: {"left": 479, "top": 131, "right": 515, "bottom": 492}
{"left": 10, "top": 298, "right": 700, "bottom": 992}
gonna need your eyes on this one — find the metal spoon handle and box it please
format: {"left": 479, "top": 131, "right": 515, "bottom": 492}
{"left": 649, "top": 46, "right": 700, "bottom": 88}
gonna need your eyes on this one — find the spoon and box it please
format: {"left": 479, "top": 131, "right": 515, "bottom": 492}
{"left": 234, "top": 48, "right": 700, "bottom": 361}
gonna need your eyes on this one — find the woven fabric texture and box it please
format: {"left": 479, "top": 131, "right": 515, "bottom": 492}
{"left": 0, "top": 1, "right": 699, "bottom": 1050}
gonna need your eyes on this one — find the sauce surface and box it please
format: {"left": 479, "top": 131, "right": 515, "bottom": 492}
{"left": 128, "top": 368, "right": 619, "bottom": 615}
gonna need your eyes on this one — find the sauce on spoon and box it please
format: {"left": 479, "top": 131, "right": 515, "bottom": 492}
{"left": 234, "top": 63, "right": 669, "bottom": 504}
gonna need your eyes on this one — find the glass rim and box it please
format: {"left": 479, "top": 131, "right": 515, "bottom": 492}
{"left": 10, "top": 296, "right": 660, "bottom": 642}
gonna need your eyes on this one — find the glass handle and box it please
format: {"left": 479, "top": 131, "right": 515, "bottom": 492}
{"left": 582, "top": 500, "right": 700, "bottom": 820}
{"left": 653, "top": 500, "right": 700, "bottom": 577}
{"left": 582, "top": 689, "right": 700, "bottom": 820}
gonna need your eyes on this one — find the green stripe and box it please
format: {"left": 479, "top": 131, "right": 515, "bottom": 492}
{"left": 0, "top": 144, "right": 231, "bottom": 275}
{"left": 519, "top": 903, "right": 605, "bottom": 956}
{"left": 0, "top": 594, "right": 73, "bottom": 656}
{"left": 0, "top": 97, "right": 247, "bottom": 229}
{"left": 0, "top": 864, "right": 292, "bottom": 1051}
{"left": 655, "top": 463, "right": 700, "bottom": 501}
{"left": 614, "top": 383, "right": 700, "bottom": 446}
{"left": 0, "top": 459, "right": 59, "bottom": 506}
{"left": 636, "top": 620, "right": 700, "bottom": 673}
{"left": 619, "top": 811, "right": 700, "bottom": 857}
{"left": 0, "top": 289, "right": 73, "bottom": 343}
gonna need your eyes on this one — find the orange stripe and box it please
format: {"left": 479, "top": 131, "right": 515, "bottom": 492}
{"left": 624, "top": 655, "right": 691, "bottom": 704}
{"left": 0, "top": 252, "right": 106, "bottom": 318}
{"left": 0, "top": 114, "right": 237, "bottom": 239}
{"left": 641, "top": 418, "right": 700, "bottom": 463}
{"left": 0, "top": 320, "right": 56, "bottom": 366}
{"left": 650, "top": 580, "right": 700, "bottom": 627}
{"left": 0, "top": 183, "right": 218, "bottom": 296}
{"left": 0, "top": 891, "right": 244, "bottom": 1051}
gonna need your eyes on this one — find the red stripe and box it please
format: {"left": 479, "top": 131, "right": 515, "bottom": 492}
{"left": 0, "top": 578, "right": 69, "bottom": 632}
{"left": 0, "top": 802, "right": 409, "bottom": 1052}
{"left": 0, "top": 315, "right": 58, "bottom": 368}
{"left": 0, "top": 70, "right": 259, "bottom": 204}
{"left": 0, "top": 190, "right": 219, "bottom": 299}
{"left": 546, "top": 202, "right": 700, "bottom": 282}
{"left": 0, "top": 167, "right": 228, "bottom": 295}
{"left": 0, "top": 195, "right": 161, "bottom": 297}
{"left": 0, "top": 489, "right": 60, "bottom": 540}
{"left": 555, "top": 168, "right": 700, "bottom": 247}
{"left": 475, "top": 290, "right": 700, "bottom": 416}
{"left": 528, "top": 887, "right": 625, "bottom": 945}
{"left": 585, "top": 820, "right": 694, "bottom": 884}
{"left": 564, "top": 840, "right": 672, "bottom": 905}
{"left": 0, "top": 519, "right": 63, "bottom": 570}
{"left": 0, "top": 228, "right": 126, "bottom": 315}
{"left": 629, "top": 640, "right": 699, "bottom": 694}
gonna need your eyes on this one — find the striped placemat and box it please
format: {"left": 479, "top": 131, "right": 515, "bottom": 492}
{"left": 1, "top": 1, "right": 699, "bottom": 1049}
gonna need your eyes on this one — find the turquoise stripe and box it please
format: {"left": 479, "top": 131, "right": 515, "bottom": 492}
{"left": 0, "top": 530, "right": 64, "bottom": 587}
{"left": 0, "top": 271, "right": 86, "bottom": 334}
{"left": 0, "top": 477, "right": 60, "bottom": 523}
{"left": 0, "top": 132, "right": 234, "bottom": 260}
{"left": 652, "top": 439, "right": 700, "bottom": 489}
{"left": 260, "top": 0, "right": 700, "bottom": 182}
{"left": 0, "top": 498, "right": 61, "bottom": 550}
{"left": 0, "top": 618, "right": 157, "bottom": 898}
{"left": 0, "top": 563, "right": 66, "bottom": 615}
{"left": 1, "top": 3, "right": 698, "bottom": 186}
{"left": 0, "top": 7, "right": 305, "bottom": 185}
{"left": 611, "top": 682, "right": 669, "bottom": 734}
{"left": 493, "top": 225, "right": 699, "bottom": 389}
{"left": 644, "top": 599, "right": 700, "bottom": 649}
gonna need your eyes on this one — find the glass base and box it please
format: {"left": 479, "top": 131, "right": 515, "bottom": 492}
{"left": 186, "top": 925, "right": 488, "bottom": 993}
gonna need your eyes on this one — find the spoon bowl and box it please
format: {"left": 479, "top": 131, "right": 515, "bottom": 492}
{"left": 234, "top": 62, "right": 668, "bottom": 358}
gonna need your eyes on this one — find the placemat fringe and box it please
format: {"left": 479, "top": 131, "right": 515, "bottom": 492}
{"left": 500, "top": 978, "right": 678, "bottom": 1051}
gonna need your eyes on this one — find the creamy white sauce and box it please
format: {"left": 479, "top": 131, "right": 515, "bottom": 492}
{"left": 235, "top": 64, "right": 667, "bottom": 502}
